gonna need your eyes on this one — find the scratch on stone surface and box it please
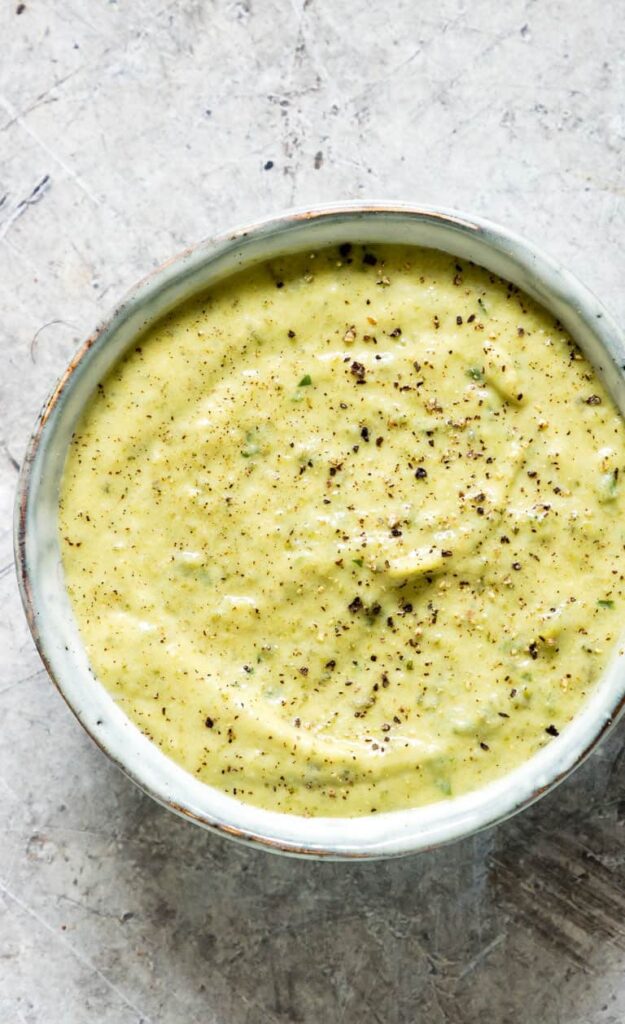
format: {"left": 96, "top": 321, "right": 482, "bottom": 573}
{"left": 0, "top": 67, "right": 85, "bottom": 133}
{"left": 3, "top": 824, "right": 112, "bottom": 840}
{"left": 428, "top": 973, "right": 453, "bottom": 1024}
{"left": 457, "top": 933, "right": 506, "bottom": 980}
{"left": 0, "top": 668, "right": 47, "bottom": 700}
{"left": 0, "top": 562, "right": 14, "bottom": 581}
{"left": 57, "top": 893, "right": 121, "bottom": 921}
{"left": 0, "top": 774, "right": 25, "bottom": 807}
{"left": 2, "top": 443, "right": 19, "bottom": 473}
{"left": 287, "top": 0, "right": 330, "bottom": 85}
{"left": 30, "top": 318, "right": 77, "bottom": 362}
{"left": 0, "top": 175, "right": 51, "bottom": 242}
{"left": 0, "top": 95, "right": 100, "bottom": 207}
{"left": 0, "top": 880, "right": 157, "bottom": 1024}
{"left": 491, "top": 824, "right": 625, "bottom": 972}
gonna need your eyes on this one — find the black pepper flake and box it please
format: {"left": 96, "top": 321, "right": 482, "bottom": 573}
{"left": 264, "top": 160, "right": 274, "bottom": 170}
{"left": 391, "top": 527, "right": 402, "bottom": 537}
{"left": 376, "top": 436, "right": 384, "bottom": 447}
{"left": 586, "top": 395, "right": 602, "bottom": 405}
{"left": 363, "top": 252, "right": 378, "bottom": 266}
{"left": 512, "top": 562, "right": 522, "bottom": 570}
{"left": 351, "top": 361, "right": 366, "bottom": 380}
{"left": 467, "top": 313, "right": 476, "bottom": 323}
{"left": 500, "top": 535, "right": 510, "bottom": 544}
{"left": 480, "top": 742, "right": 490, "bottom": 751}
{"left": 415, "top": 467, "right": 427, "bottom": 479}
{"left": 476, "top": 506, "right": 485, "bottom": 516}
{"left": 456, "top": 315, "right": 463, "bottom": 325}
{"left": 299, "top": 667, "right": 309, "bottom": 676}
{"left": 276, "top": 281, "right": 284, "bottom": 288}
{"left": 339, "top": 242, "right": 352, "bottom": 257}
{"left": 287, "top": 329, "right": 296, "bottom": 338}
{"left": 441, "top": 549, "right": 453, "bottom": 558}
{"left": 325, "top": 659, "right": 336, "bottom": 669}
{"left": 360, "top": 426, "right": 370, "bottom": 442}
{"left": 389, "top": 327, "right": 402, "bottom": 337}
{"left": 205, "top": 716, "right": 214, "bottom": 729}
{"left": 546, "top": 724, "right": 560, "bottom": 737}
{"left": 348, "top": 596, "right": 363, "bottom": 613}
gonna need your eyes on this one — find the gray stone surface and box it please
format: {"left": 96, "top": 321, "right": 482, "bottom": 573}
{"left": 1, "top": 1, "right": 625, "bottom": 1020}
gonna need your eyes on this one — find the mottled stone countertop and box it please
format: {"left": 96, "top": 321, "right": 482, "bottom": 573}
{"left": 2, "top": 1, "right": 625, "bottom": 1021}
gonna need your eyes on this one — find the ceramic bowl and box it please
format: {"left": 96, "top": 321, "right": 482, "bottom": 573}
{"left": 15, "top": 202, "right": 625, "bottom": 859}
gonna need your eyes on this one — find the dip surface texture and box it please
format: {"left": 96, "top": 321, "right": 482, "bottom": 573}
{"left": 59, "top": 245, "right": 625, "bottom": 816}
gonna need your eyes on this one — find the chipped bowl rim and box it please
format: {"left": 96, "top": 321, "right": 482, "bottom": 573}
{"left": 14, "top": 201, "right": 625, "bottom": 859}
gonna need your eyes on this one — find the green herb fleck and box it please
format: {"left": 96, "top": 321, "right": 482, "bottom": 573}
{"left": 352, "top": 557, "right": 364, "bottom": 567}
{"left": 466, "top": 367, "right": 484, "bottom": 382}
{"left": 241, "top": 429, "right": 262, "bottom": 458}
{"left": 478, "top": 297, "right": 489, "bottom": 316}
{"left": 298, "top": 374, "right": 312, "bottom": 387}
{"left": 598, "top": 599, "right": 615, "bottom": 609}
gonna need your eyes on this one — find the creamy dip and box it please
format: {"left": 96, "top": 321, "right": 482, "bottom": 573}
{"left": 59, "top": 244, "right": 625, "bottom": 816}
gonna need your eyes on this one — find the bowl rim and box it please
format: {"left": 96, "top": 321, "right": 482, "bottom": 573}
{"left": 14, "top": 200, "right": 625, "bottom": 859}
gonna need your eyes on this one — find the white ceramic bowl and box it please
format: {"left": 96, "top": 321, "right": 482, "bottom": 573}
{"left": 15, "top": 202, "right": 625, "bottom": 859}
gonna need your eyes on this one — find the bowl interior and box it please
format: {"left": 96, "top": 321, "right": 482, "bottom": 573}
{"left": 16, "top": 204, "right": 625, "bottom": 858}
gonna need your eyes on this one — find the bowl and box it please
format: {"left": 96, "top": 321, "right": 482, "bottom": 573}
{"left": 14, "top": 202, "right": 625, "bottom": 859}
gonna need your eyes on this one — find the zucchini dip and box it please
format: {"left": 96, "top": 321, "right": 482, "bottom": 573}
{"left": 59, "top": 244, "right": 625, "bottom": 817}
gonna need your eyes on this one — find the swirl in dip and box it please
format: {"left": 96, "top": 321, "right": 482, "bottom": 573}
{"left": 59, "top": 244, "right": 625, "bottom": 816}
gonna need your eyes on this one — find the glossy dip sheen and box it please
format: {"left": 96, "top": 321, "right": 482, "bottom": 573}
{"left": 59, "top": 244, "right": 625, "bottom": 817}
